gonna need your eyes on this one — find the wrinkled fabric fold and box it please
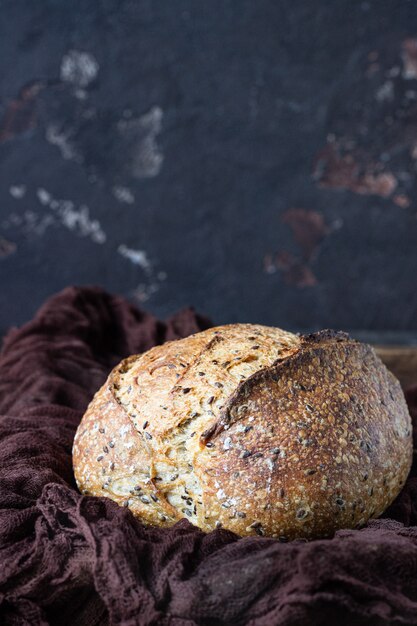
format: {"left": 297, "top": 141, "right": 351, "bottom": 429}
{"left": 0, "top": 286, "right": 416, "bottom": 626}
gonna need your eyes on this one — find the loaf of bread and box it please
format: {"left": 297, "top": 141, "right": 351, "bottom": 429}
{"left": 73, "top": 324, "right": 412, "bottom": 540}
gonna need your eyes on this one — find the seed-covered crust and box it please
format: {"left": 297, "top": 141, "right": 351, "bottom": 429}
{"left": 72, "top": 325, "right": 412, "bottom": 539}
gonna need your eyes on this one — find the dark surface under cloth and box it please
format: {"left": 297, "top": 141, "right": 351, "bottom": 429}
{"left": 1, "top": 287, "right": 417, "bottom": 626}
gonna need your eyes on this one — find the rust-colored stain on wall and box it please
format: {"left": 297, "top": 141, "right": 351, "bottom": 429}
{"left": 0, "top": 237, "right": 16, "bottom": 258}
{"left": 264, "top": 209, "right": 331, "bottom": 287}
{"left": 0, "top": 82, "right": 45, "bottom": 143}
{"left": 311, "top": 38, "right": 417, "bottom": 211}
{"left": 313, "top": 142, "right": 398, "bottom": 198}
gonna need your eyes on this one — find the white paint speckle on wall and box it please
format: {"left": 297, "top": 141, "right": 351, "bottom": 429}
{"left": 36, "top": 188, "right": 52, "bottom": 206}
{"left": 132, "top": 282, "right": 160, "bottom": 303}
{"left": 9, "top": 185, "right": 26, "bottom": 199}
{"left": 2, "top": 211, "right": 55, "bottom": 237}
{"left": 60, "top": 50, "right": 99, "bottom": 88}
{"left": 118, "top": 244, "right": 151, "bottom": 270}
{"left": 118, "top": 106, "right": 164, "bottom": 179}
{"left": 45, "top": 124, "right": 82, "bottom": 162}
{"left": 35, "top": 188, "right": 106, "bottom": 243}
{"left": 112, "top": 186, "right": 135, "bottom": 204}
{"left": 60, "top": 203, "right": 106, "bottom": 244}
{"left": 118, "top": 244, "right": 167, "bottom": 303}
{"left": 375, "top": 80, "right": 394, "bottom": 103}
{"left": 5, "top": 184, "right": 167, "bottom": 303}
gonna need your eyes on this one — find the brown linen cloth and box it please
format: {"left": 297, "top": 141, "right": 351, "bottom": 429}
{"left": 0, "top": 287, "right": 417, "bottom": 626}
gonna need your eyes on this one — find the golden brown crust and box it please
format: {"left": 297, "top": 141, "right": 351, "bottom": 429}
{"left": 73, "top": 324, "right": 412, "bottom": 539}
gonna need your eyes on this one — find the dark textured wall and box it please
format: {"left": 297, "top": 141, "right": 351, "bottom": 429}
{"left": 1, "top": 0, "right": 417, "bottom": 335}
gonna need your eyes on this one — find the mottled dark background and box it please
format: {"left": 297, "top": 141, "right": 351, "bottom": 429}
{"left": 2, "top": 0, "right": 417, "bottom": 339}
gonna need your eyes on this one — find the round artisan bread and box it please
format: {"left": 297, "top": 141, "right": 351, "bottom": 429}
{"left": 72, "top": 324, "right": 412, "bottom": 540}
